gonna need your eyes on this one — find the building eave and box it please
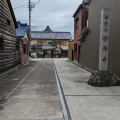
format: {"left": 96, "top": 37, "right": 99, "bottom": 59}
{"left": 7, "top": 0, "right": 18, "bottom": 28}
{"left": 73, "top": 4, "right": 83, "bottom": 17}
{"left": 31, "top": 38, "right": 70, "bottom": 40}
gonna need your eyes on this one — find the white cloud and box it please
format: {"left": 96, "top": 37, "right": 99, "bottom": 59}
{"left": 11, "top": 0, "right": 82, "bottom": 38}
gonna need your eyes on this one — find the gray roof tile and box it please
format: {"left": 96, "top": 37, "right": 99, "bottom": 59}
{"left": 31, "top": 31, "right": 72, "bottom": 40}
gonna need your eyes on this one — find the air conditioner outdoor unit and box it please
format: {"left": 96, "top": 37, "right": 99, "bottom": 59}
{"left": 83, "top": 0, "right": 90, "bottom": 5}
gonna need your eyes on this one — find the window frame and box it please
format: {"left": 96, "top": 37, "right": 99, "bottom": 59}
{"left": 75, "top": 17, "right": 79, "bottom": 29}
{"left": 57, "top": 41, "right": 63, "bottom": 45}
{"left": 38, "top": 41, "right": 43, "bottom": 45}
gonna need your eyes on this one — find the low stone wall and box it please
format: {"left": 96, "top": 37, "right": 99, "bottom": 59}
{"left": 88, "top": 71, "right": 120, "bottom": 87}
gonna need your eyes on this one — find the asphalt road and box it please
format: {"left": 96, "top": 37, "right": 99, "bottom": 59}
{"left": 0, "top": 58, "right": 63, "bottom": 120}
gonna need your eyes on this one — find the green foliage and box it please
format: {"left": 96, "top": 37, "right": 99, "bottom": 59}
{"left": 48, "top": 39, "right": 57, "bottom": 50}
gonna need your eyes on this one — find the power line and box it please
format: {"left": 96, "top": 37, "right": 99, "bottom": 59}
{"left": 35, "top": 0, "right": 41, "bottom": 5}
{"left": 13, "top": 0, "right": 41, "bottom": 9}
{"left": 13, "top": 4, "right": 28, "bottom": 9}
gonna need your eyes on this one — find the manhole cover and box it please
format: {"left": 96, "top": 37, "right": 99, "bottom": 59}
{"left": 12, "top": 78, "right": 20, "bottom": 81}
{"left": 0, "top": 106, "right": 4, "bottom": 110}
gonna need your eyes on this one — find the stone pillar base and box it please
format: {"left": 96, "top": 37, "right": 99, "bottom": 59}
{"left": 88, "top": 71, "right": 120, "bottom": 87}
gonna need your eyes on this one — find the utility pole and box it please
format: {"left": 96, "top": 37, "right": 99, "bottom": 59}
{"left": 28, "top": 0, "right": 40, "bottom": 59}
{"left": 29, "top": 0, "right": 31, "bottom": 33}
{"left": 29, "top": 0, "right": 31, "bottom": 59}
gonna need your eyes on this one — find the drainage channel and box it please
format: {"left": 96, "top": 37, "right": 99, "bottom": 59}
{"left": 1, "top": 59, "right": 43, "bottom": 100}
{"left": 53, "top": 59, "right": 71, "bottom": 120}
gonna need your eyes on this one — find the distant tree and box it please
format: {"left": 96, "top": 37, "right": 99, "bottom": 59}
{"left": 47, "top": 39, "right": 57, "bottom": 49}
{"left": 48, "top": 39, "right": 60, "bottom": 57}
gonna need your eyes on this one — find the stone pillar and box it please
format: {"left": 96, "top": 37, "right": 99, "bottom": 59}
{"left": 99, "top": 8, "right": 110, "bottom": 71}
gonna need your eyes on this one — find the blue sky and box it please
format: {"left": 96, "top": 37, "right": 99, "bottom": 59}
{"left": 11, "top": 0, "right": 82, "bottom": 38}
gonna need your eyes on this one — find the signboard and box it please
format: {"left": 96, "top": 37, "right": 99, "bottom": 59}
{"left": 42, "top": 45, "right": 55, "bottom": 50}
{"left": 99, "top": 8, "right": 110, "bottom": 71}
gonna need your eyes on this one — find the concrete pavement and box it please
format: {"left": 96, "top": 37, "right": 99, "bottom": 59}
{"left": 1, "top": 58, "right": 120, "bottom": 120}
{"left": 54, "top": 58, "right": 120, "bottom": 120}
{"left": 0, "top": 60, "right": 40, "bottom": 100}
{"left": 0, "top": 59, "right": 63, "bottom": 120}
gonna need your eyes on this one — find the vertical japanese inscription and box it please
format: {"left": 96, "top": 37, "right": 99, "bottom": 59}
{"left": 99, "top": 8, "right": 110, "bottom": 71}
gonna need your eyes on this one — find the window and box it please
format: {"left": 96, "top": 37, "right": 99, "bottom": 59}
{"left": 82, "top": 11, "right": 88, "bottom": 28}
{"left": 75, "top": 18, "right": 79, "bottom": 29}
{"left": 0, "top": 38, "right": 3, "bottom": 50}
{"left": 38, "top": 41, "right": 43, "bottom": 45}
{"left": 74, "top": 43, "right": 77, "bottom": 52}
{"left": 57, "top": 41, "right": 63, "bottom": 45}
{"left": 85, "top": 11, "right": 88, "bottom": 27}
{"left": 23, "top": 44, "right": 26, "bottom": 54}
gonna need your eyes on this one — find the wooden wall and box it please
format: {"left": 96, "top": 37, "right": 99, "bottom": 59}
{"left": 68, "top": 41, "right": 73, "bottom": 61}
{"left": 37, "top": 40, "right": 68, "bottom": 46}
{"left": 0, "top": 0, "right": 21, "bottom": 74}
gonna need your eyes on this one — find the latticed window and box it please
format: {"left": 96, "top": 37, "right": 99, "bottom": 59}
{"left": 38, "top": 41, "right": 43, "bottom": 45}
{"left": 57, "top": 41, "right": 63, "bottom": 45}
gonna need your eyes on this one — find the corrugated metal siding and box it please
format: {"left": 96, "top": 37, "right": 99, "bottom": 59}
{"left": 80, "top": 0, "right": 120, "bottom": 76}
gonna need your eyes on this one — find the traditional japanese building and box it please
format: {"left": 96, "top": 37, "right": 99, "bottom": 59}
{"left": 16, "top": 21, "right": 30, "bottom": 64}
{"left": 31, "top": 26, "right": 71, "bottom": 58}
{"left": 0, "top": 0, "right": 20, "bottom": 75}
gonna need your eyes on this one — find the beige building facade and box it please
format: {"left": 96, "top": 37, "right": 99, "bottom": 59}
{"left": 31, "top": 26, "right": 71, "bottom": 57}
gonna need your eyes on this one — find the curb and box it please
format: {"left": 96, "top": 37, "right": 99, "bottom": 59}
{"left": 53, "top": 59, "right": 71, "bottom": 120}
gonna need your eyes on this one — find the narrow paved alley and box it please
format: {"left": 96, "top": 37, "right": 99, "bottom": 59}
{"left": 0, "top": 58, "right": 120, "bottom": 120}
{"left": 0, "top": 59, "right": 63, "bottom": 120}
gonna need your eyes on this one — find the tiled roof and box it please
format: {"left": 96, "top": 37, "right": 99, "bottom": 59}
{"left": 16, "top": 21, "right": 29, "bottom": 37}
{"left": 43, "top": 26, "right": 53, "bottom": 32}
{"left": 31, "top": 31, "right": 72, "bottom": 40}
{"left": 31, "top": 26, "right": 71, "bottom": 40}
